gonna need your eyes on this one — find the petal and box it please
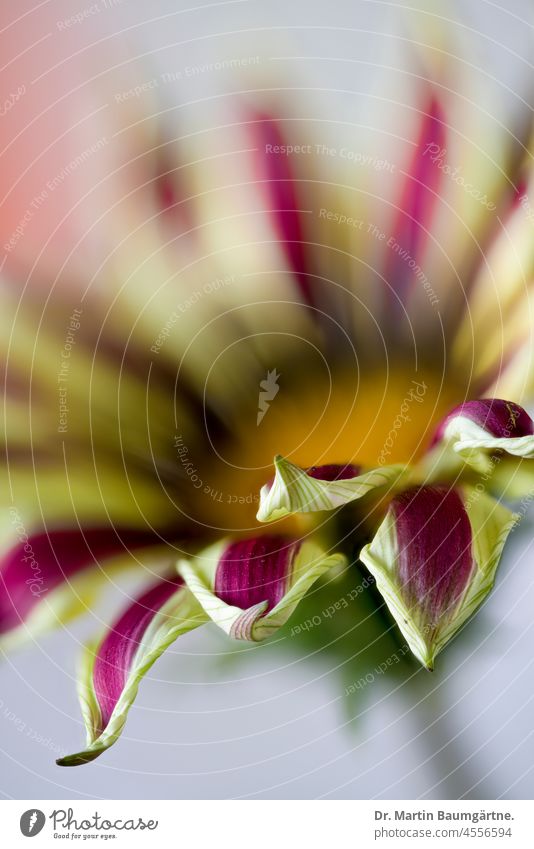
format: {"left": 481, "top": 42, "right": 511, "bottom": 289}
{"left": 57, "top": 576, "right": 206, "bottom": 766}
{"left": 0, "top": 286, "right": 201, "bottom": 532}
{"left": 178, "top": 536, "right": 345, "bottom": 641}
{"left": 360, "top": 485, "right": 516, "bottom": 669}
{"left": 251, "top": 111, "right": 311, "bottom": 304}
{"left": 0, "top": 525, "right": 163, "bottom": 650}
{"left": 257, "top": 455, "right": 408, "bottom": 522}
{"left": 433, "top": 399, "right": 534, "bottom": 461}
{"left": 384, "top": 97, "right": 446, "bottom": 303}
{"left": 178, "top": 102, "right": 316, "bottom": 330}
{"left": 450, "top": 142, "right": 534, "bottom": 393}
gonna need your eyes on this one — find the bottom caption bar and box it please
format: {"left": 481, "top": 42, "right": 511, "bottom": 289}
{"left": 1, "top": 799, "right": 531, "bottom": 847}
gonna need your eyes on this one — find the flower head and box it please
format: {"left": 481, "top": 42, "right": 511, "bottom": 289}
{"left": 1, "top": 56, "right": 533, "bottom": 766}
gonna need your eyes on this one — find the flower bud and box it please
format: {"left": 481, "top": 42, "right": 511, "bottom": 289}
{"left": 360, "top": 484, "right": 516, "bottom": 669}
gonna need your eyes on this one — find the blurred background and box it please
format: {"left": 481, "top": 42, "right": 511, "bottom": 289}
{"left": 0, "top": 0, "right": 534, "bottom": 800}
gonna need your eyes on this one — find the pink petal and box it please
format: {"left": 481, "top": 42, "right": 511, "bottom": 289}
{"left": 214, "top": 536, "right": 301, "bottom": 612}
{"left": 93, "top": 575, "right": 184, "bottom": 729}
{"left": 432, "top": 398, "right": 534, "bottom": 446}
{"left": 0, "top": 527, "right": 158, "bottom": 635}
{"left": 393, "top": 486, "right": 474, "bottom": 627}
{"left": 385, "top": 97, "right": 446, "bottom": 301}
{"left": 305, "top": 463, "right": 361, "bottom": 481}
{"left": 264, "top": 462, "right": 361, "bottom": 493}
{"left": 252, "top": 112, "right": 312, "bottom": 305}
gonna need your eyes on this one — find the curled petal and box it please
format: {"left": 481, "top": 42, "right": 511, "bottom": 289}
{"left": 257, "top": 454, "right": 407, "bottom": 522}
{"left": 433, "top": 399, "right": 534, "bottom": 463}
{"left": 178, "top": 536, "right": 345, "bottom": 641}
{"left": 360, "top": 485, "right": 516, "bottom": 669}
{"left": 57, "top": 576, "right": 206, "bottom": 766}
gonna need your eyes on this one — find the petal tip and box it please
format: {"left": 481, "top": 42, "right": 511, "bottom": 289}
{"left": 56, "top": 748, "right": 102, "bottom": 767}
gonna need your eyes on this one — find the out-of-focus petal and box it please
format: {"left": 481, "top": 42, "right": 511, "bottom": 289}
{"left": 251, "top": 111, "right": 311, "bottom": 304}
{"left": 257, "top": 455, "right": 408, "bottom": 522}
{"left": 57, "top": 576, "right": 205, "bottom": 766}
{"left": 0, "top": 527, "right": 169, "bottom": 650}
{"left": 181, "top": 103, "right": 315, "bottom": 324}
{"left": 360, "top": 485, "right": 516, "bottom": 669}
{"left": 450, "top": 146, "right": 534, "bottom": 394}
{"left": 488, "top": 340, "right": 534, "bottom": 408}
{"left": 0, "top": 286, "right": 200, "bottom": 532}
{"left": 383, "top": 97, "right": 446, "bottom": 305}
{"left": 178, "top": 535, "right": 345, "bottom": 641}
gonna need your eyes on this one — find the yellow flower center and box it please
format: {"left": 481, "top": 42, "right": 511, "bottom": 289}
{"left": 190, "top": 367, "right": 464, "bottom": 532}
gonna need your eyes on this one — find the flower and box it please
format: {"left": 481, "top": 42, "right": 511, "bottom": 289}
{"left": 1, "top": 64, "right": 533, "bottom": 765}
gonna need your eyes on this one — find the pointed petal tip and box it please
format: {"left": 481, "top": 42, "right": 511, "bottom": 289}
{"left": 56, "top": 748, "right": 103, "bottom": 767}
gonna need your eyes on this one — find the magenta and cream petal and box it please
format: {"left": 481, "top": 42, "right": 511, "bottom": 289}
{"left": 360, "top": 485, "right": 516, "bottom": 669}
{"left": 0, "top": 526, "right": 170, "bottom": 651}
{"left": 383, "top": 97, "right": 446, "bottom": 306}
{"left": 451, "top": 157, "right": 534, "bottom": 391}
{"left": 57, "top": 576, "right": 206, "bottom": 766}
{"left": 178, "top": 536, "right": 345, "bottom": 642}
{"left": 433, "top": 399, "right": 534, "bottom": 463}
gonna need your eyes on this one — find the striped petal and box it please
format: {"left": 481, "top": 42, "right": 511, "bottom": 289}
{"left": 0, "top": 526, "right": 164, "bottom": 651}
{"left": 257, "top": 455, "right": 408, "bottom": 522}
{"left": 57, "top": 576, "right": 206, "bottom": 766}
{"left": 384, "top": 96, "right": 446, "bottom": 304}
{"left": 251, "top": 111, "right": 311, "bottom": 304}
{"left": 433, "top": 399, "right": 534, "bottom": 463}
{"left": 450, "top": 145, "right": 534, "bottom": 395}
{"left": 360, "top": 485, "right": 516, "bottom": 669}
{"left": 178, "top": 536, "right": 345, "bottom": 641}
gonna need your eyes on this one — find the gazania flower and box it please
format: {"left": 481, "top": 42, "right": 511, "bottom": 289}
{"left": 1, "top": 60, "right": 533, "bottom": 767}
